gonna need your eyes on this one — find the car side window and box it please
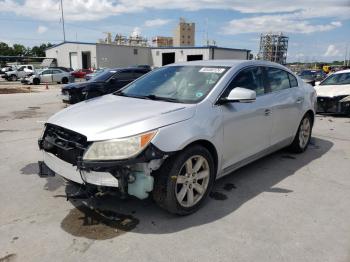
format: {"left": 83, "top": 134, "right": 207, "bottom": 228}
{"left": 52, "top": 70, "right": 61, "bottom": 74}
{"left": 114, "top": 71, "right": 134, "bottom": 80}
{"left": 27, "top": 66, "right": 33, "bottom": 70}
{"left": 265, "top": 67, "right": 291, "bottom": 92}
{"left": 42, "top": 70, "right": 52, "bottom": 75}
{"left": 225, "top": 66, "right": 265, "bottom": 97}
{"left": 133, "top": 70, "right": 147, "bottom": 78}
{"left": 288, "top": 73, "right": 298, "bottom": 87}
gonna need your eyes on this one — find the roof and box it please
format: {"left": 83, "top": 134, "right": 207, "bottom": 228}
{"left": 168, "top": 60, "right": 291, "bottom": 72}
{"left": 151, "top": 45, "right": 250, "bottom": 52}
{"left": 333, "top": 69, "right": 350, "bottom": 74}
{"left": 45, "top": 41, "right": 96, "bottom": 50}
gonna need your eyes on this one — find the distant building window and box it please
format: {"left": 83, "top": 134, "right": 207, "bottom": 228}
{"left": 188, "top": 35, "right": 190, "bottom": 38}
{"left": 182, "top": 41, "right": 185, "bottom": 44}
{"left": 134, "top": 49, "right": 138, "bottom": 55}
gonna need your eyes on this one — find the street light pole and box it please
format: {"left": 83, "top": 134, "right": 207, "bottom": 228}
{"left": 60, "top": 0, "right": 66, "bottom": 42}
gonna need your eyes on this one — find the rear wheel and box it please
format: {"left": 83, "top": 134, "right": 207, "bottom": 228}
{"left": 10, "top": 75, "right": 17, "bottom": 81}
{"left": 33, "top": 78, "right": 40, "bottom": 85}
{"left": 289, "top": 114, "right": 312, "bottom": 153}
{"left": 153, "top": 145, "right": 215, "bottom": 215}
{"left": 62, "top": 77, "right": 68, "bottom": 84}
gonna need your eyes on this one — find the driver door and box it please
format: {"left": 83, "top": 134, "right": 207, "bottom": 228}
{"left": 40, "top": 70, "right": 53, "bottom": 83}
{"left": 220, "top": 66, "right": 273, "bottom": 170}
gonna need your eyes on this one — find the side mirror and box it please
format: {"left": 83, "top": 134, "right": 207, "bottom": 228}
{"left": 219, "top": 87, "right": 256, "bottom": 104}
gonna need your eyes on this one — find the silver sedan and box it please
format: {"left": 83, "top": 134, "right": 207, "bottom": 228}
{"left": 39, "top": 60, "right": 317, "bottom": 215}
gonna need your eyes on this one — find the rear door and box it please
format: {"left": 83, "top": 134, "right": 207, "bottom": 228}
{"left": 40, "top": 70, "right": 53, "bottom": 83}
{"left": 264, "top": 67, "right": 304, "bottom": 145}
{"left": 221, "top": 66, "right": 273, "bottom": 170}
{"left": 51, "top": 69, "right": 63, "bottom": 82}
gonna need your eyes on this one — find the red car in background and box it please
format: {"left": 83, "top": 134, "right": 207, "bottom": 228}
{"left": 71, "top": 69, "right": 93, "bottom": 78}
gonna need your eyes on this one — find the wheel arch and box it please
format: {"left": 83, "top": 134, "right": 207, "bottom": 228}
{"left": 304, "top": 109, "right": 315, "bottom": 127}
{"left": 182, "top": 139, "right": 219, "bottom": 176}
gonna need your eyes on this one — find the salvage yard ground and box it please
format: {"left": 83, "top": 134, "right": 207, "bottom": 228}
{"left": 0, "top": 86, "right": 349, "bottom": 262}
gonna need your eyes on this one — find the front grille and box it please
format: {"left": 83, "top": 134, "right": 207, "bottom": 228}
{"left": 42, "top": 124, "right": 88, "bottom": 165}
{"left": 317, "top": 96, "right": 347, "bottom": 113}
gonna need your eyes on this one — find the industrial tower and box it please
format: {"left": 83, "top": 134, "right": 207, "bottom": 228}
{"left": 258, "top": 32, "right": 289, "bottom": 64}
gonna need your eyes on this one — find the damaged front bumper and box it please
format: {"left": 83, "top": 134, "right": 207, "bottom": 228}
{"left": 38, "top": 124, "right": 170, "bottom": 199}
{"left": 317, "top": 95, "right": 350, "bottom": 114}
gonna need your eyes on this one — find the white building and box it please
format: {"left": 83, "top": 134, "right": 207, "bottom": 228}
{"left": 151, "top": 46, "right": 250, "bottom": 67}
{"left": 46, "top": 41, "right": 250, "bottom": 69}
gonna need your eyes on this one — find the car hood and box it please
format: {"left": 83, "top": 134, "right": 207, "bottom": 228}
{"left": 47, "top": 94, "right": 196, "bottom": 141}
{"left": 62, "top": 82, "right": 92, "bottom": 90}
{"left": 314, "top": 84, "right": 350, "bottom": 97}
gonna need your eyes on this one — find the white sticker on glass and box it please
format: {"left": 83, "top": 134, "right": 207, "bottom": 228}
{"left": 199, "top": 68, "right": 225, "bottom": 73}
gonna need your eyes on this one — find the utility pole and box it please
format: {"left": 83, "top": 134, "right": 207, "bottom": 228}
{"left": 60, "top": 0, "right": 66, "bottom": 42}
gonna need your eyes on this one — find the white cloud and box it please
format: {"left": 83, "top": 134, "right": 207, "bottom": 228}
{"left": 37, "top": 25, "right": 48, "bottom": 34}
{"left": 324, "top": 44, "right": 340, "bottom": 57}
{"left": 0, "top": 0, "right": 349, "bottom": 22}
{"left": 131, "top": 27, "right": 141, "bottom": 37}
{"left": 222, "top": 14, "right": 342, "bottom": 35}
{"left": 144, "top": 19, "right": 171, "bottom": 27}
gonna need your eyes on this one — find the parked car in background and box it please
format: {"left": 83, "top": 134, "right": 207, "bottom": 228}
{"left": 61, "top": 67, "right": 150, "bottom": 104}
{"left": 21, "top": 68, "right": 74, "bottom": 85}
{"left": 39, "top": 60, "right": 316, "bottom": 215}
{"left": 314, "top": 69, "right": 350, "bottom": 114}
{"left": 3, "top": 64, "right": 34, "bottom": 81}
{"left": 50, "top": 66, "right": 74, "bottom": 72}
{"left": 84, "top": 68, "right": 107, "bottom": 81}
{"left": 0, "top": 66, "right": 15, "bottom": 76}
{"left": 71, "top": 69, "right": 93, "bottom": 78}
{"left": 298, "top": 70, "right": 327, "bottom": 86}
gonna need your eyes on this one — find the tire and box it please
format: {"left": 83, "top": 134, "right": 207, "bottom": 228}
{"left": 289, "top": 113, "right": 313, "bottom": 153}
{"left": 33, "top": 78, "right": 40, "bottom": 85}
{"left": 62, "top": 77, "right": 68, "bottom": 84}
{"left": 152, "top": 145, "right": 215, "bottom": 215}
{"left": 9, "top": 75, "right": 17, "bottom": 81}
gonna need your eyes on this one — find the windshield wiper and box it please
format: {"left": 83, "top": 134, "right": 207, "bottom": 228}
{"left": 144, "top": 94, "right": 181, "bottom": 103}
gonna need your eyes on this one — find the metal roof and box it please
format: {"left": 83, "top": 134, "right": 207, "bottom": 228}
{"left": 151, "top": 45, "right": 250, "bottom": 52}
{"left": 45, "top": 41, "right": 96, "bottom": 50}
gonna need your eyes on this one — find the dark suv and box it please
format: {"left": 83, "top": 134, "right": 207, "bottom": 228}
{"left": 61, "top": 67, "right": 150, "bottom": 104}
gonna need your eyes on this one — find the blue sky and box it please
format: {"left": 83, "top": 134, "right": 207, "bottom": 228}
{"left": 0, "top": 0, "right": 349, "bottom": 62}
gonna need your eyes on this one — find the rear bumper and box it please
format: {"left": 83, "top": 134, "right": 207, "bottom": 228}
{"left": 317, "top": 96, "right": 350, "bottom": 114}
{"left": 43, "top": 151, "right": 119, "bottom": 187}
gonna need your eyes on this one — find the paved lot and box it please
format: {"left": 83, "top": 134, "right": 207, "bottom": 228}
{"left": 0, "top": 89, "right": 349, "bottom": 262}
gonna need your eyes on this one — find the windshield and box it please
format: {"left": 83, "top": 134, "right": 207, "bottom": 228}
{"left": 117, "top": 66, "right": 229, "bottom": 103}
{"left": 90, "top": 69, "right": 115, "bottom": 82}
{"left": 320, "top": 72, "right": 350, "bottom": 85}
{"left": 299, "top": 70, "right": 317, "bottom": 80}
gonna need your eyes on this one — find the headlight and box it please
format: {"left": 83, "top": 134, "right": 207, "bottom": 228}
{"left": 83, "top": 130, "right": 157, "bottom": 161}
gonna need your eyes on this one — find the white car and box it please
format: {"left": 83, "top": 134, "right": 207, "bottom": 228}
{"left": 38, "top": 60, "right": 316, "bottom": 215}
{"left": 315, "top": 69, "right": 350, "bottom": 114}
{"left": 22, "top": 68, "right": 74, "bottom": 85}
{"left": 4, "top": 64, "right": 34, "bottom": 81}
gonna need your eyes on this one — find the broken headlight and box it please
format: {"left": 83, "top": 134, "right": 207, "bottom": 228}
{"left": 83, "top": 130, "right": 157, "bottom": 161}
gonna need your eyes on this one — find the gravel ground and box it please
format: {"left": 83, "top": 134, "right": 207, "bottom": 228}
{"left": 0, "top": 90, "right": 349, "bottom": 262}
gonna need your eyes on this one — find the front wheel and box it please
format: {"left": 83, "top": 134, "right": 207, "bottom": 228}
{"left": 289, "top": 114, "right": 313, "bottom": 153}
{"left": 153, "top": 145, "right": 215, "bottom": 215}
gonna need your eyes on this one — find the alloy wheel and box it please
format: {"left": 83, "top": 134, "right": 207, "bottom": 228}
{"left": 175, "top": 155, "right": 210, "bottom": 208}
{"left": 299, "top": 117, "right": 311, "bottom": 149}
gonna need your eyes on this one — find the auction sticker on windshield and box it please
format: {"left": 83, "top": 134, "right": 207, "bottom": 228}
{"left": 199, "top": 68, "right": 226, "bottom": 73}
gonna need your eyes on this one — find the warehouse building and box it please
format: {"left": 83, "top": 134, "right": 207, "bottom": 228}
{"left": 45, "top": 41, "right": 250, "bottom": 69}
{"left": 151, "top": 46, "right": 250, "bottom": 67}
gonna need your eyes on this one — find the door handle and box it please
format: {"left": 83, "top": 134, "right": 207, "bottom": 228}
{"left": 296, "top": 97, "right": 304, "bottom": 103}
{"left": 264, "top": 109, "right": 271, "bottom": 116}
